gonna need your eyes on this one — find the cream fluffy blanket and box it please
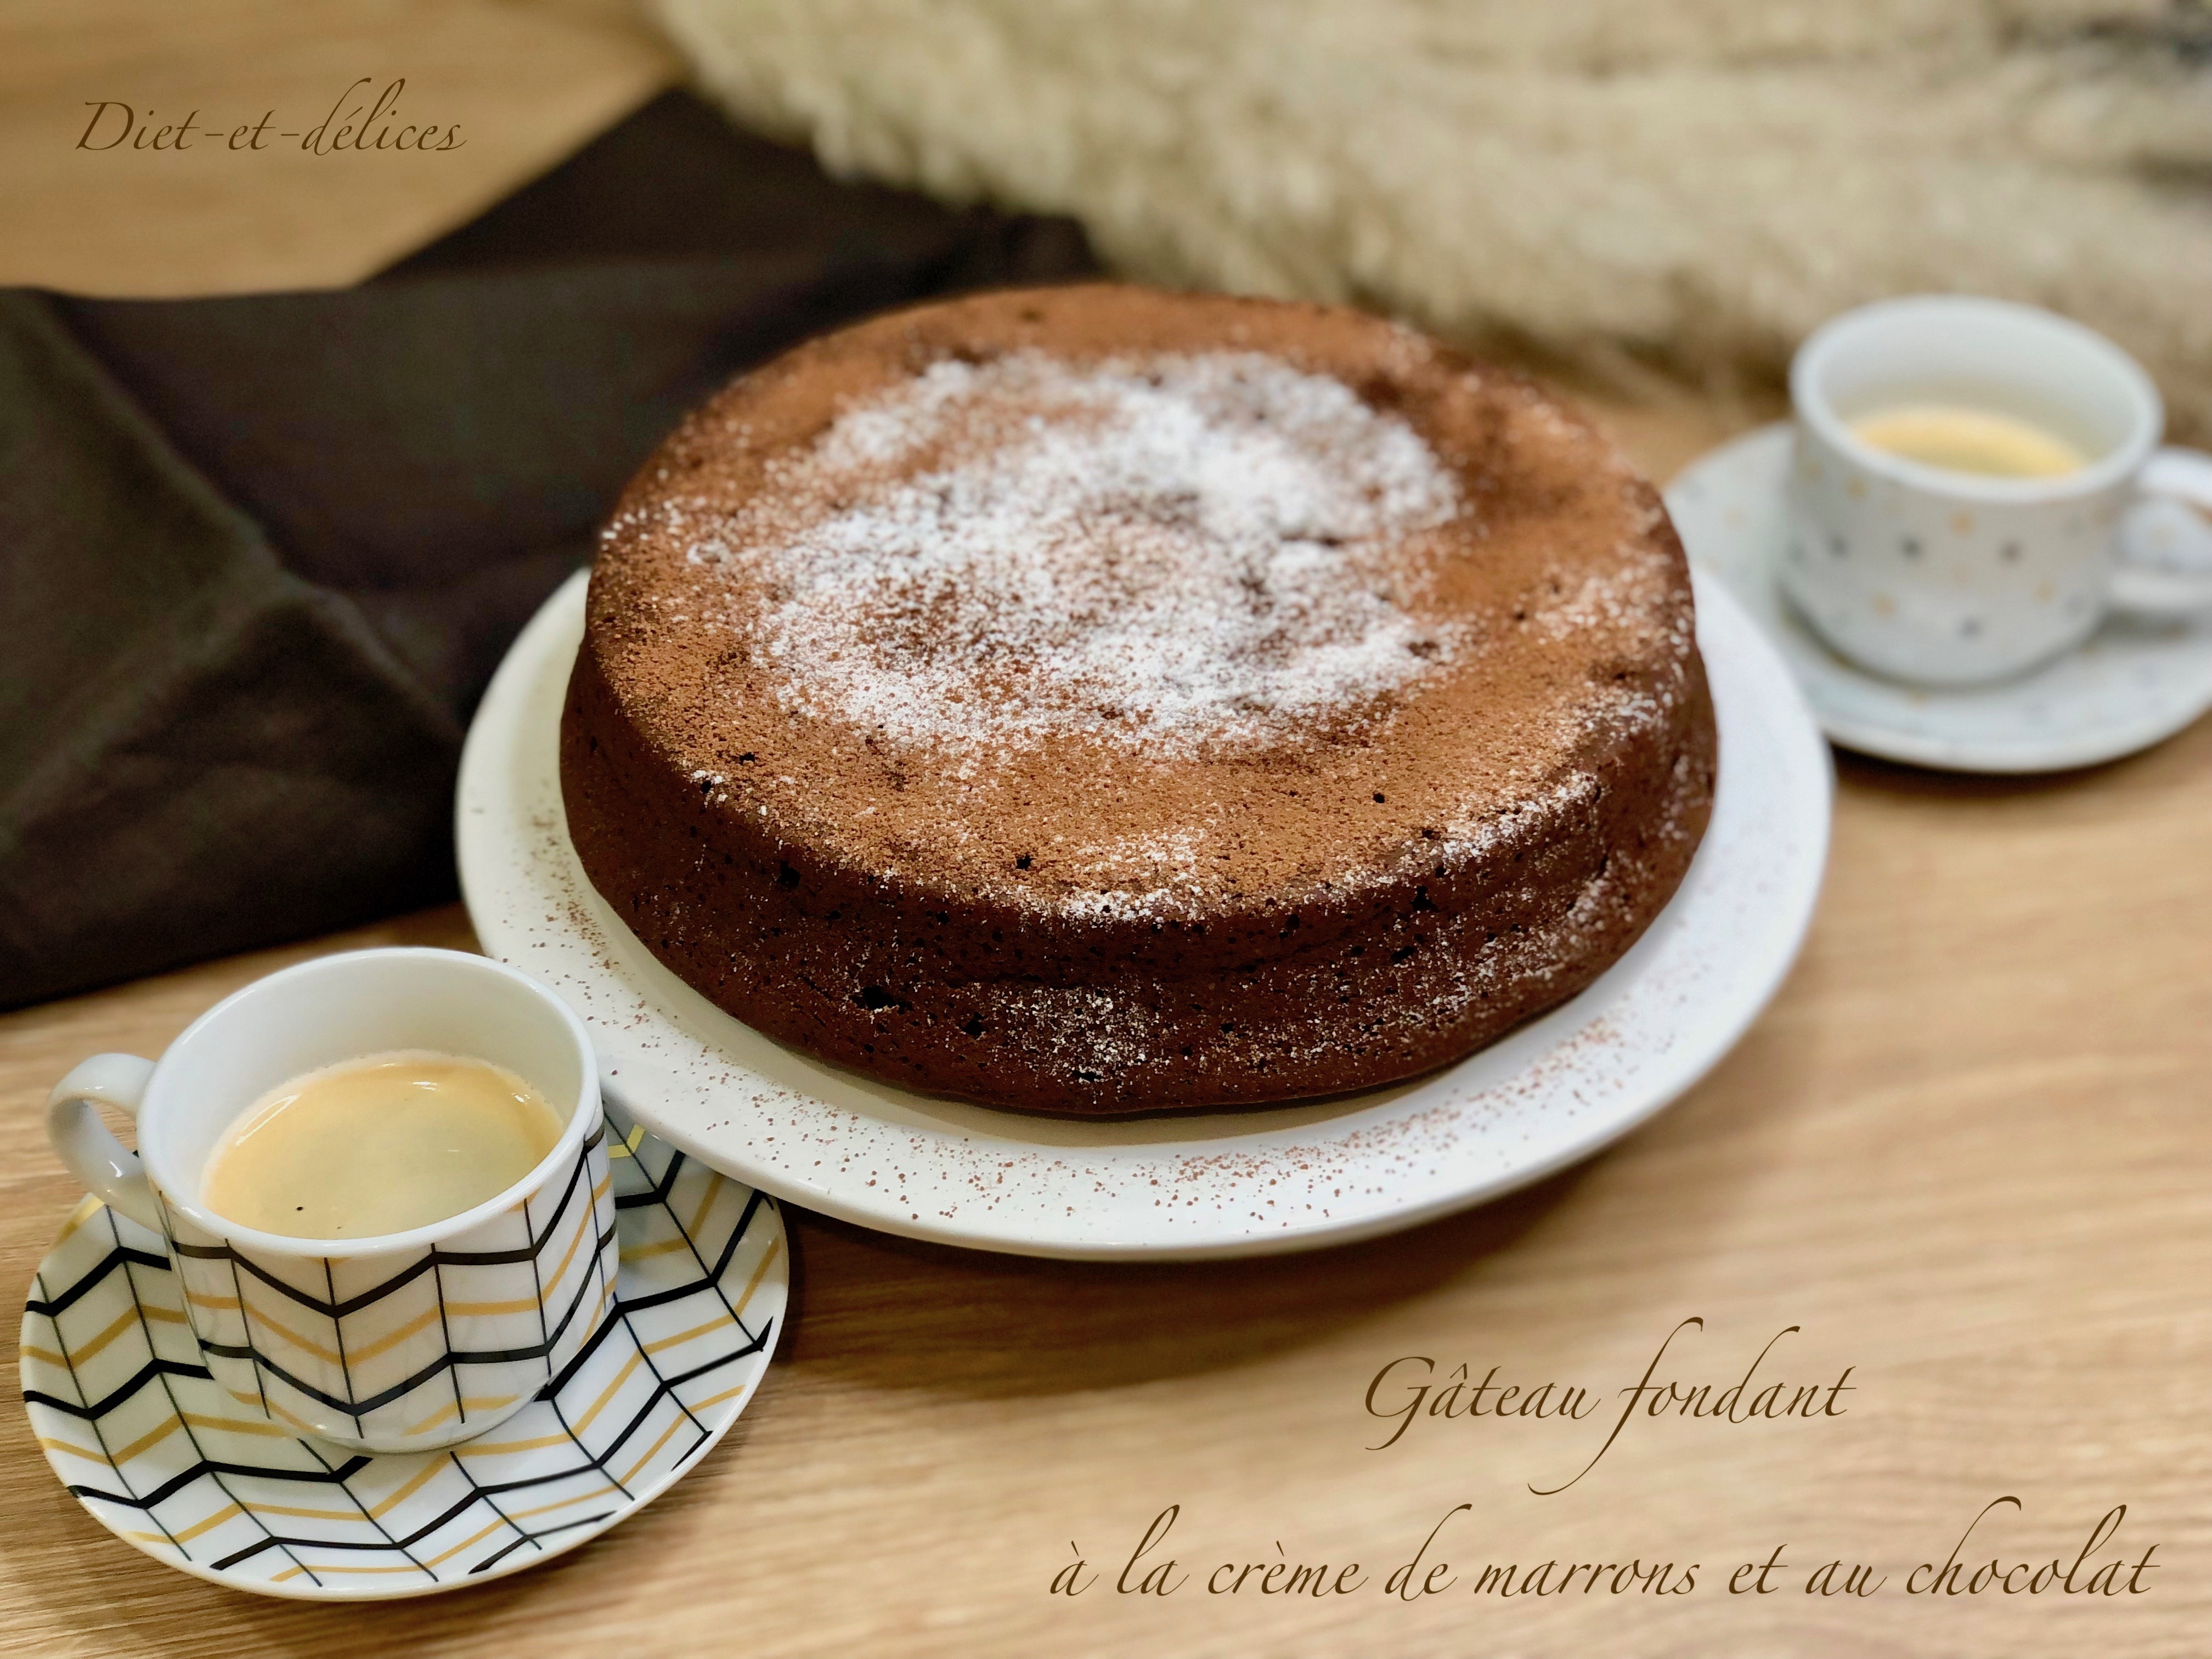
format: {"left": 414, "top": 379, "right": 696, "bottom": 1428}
{"left": 657, "top": 0, "right": 2212, "bottom": 436}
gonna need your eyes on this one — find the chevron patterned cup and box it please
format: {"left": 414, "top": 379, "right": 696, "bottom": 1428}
{"left": 44, "top": 949, "right": 618, "bottom": 1454}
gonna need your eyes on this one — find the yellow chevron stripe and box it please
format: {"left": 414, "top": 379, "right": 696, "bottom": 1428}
{"left": 341, "top": 1306, "right": 442, "bottom": 1365}
{"left": 228, "top": 1387, "right": 324, "bottom": 1438}
{"left": 572, "top": 1350, "right": 642, "bottom": 1435}
{"left": 395, "top": 1394, "right": 521, "bottom": 1440}
{"left": 454, "top": 1273, "right": 617, "bottom": 1441}
{"left": 107, "top": 1416, "right": 184, "bottom": 1464}
{"left": 396, "top": 1397, "right": 458, "bottom": 1436}
{"left": 504, "top": 1483, "right": 619, "bottom": 1521}
{"left": 55, "top": 1194, "right": 103, "bottom": 1244}
{"left": 59, "top": 1300, "right": 183, "bottom": 1365}
{"left": 67, "top": 1305, "right": 144, "bottom": 1366}
{"left": 642, "top": 1311, "right": 733, "bottom": 1356}
{"left": 685, "top": 1173, "right": 726, "bottom": 1245}
{"left": 541, "top": 1203, "right": 593, "bottom": 1291}
{"left": 238, "top": 1498, "right": 365, "bottom": 1522}
{"left": 269, "top": 1513, "right": 518, "bottom": 1575}
{"left": 454, "top": 1430, "right": 569, "bottom": 1457}
{"left": 424, "top": 1515, "right": 511, "bottom": 1567}
{"left": 359, "top": 1454, "right": 448, "bottom": 1520}
{"left": 617, "top": 1414, "right": 693, "bottom": 1486}
{"left": 732, "top": 1235, "right": 782, "bottom": 1321}
{"left": 656, "top": 1235, "right": 780, "bottom": 1411}
{"left": 170, "top": 1502, "right": 242, "bottom": 1543}
{"left": 37, "top": 1435, "right": 108, "bottom": 1464}
{"left": 240, "top": 1304, "right": 344, "bottom": 1366}
{"left": 182, "top": 1410, "right": 291, "bottom": 1438}
{"left": 20, "top": 1344, "right": 64, "bottom": 1368}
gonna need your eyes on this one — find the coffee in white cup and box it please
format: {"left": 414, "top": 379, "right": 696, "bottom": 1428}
{"left": 202, "top": 1051, "right": 566, "bottom": 1240}
{"left": 46, "top": 948, "right": 616, "bottom": 1453}
{"left": 1781, "top": 296, "right": 2212, "bottom": 686}
{"left": 1848, "top": 404, "right": 2086, "bottom": 481}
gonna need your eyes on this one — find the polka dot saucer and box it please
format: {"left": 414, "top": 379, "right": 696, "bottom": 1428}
{"left": 1667, "top": 424, "right": 2212, "bottom": 772}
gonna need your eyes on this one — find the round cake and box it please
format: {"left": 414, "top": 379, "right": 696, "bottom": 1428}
{"left": 560, "top": 285, "right": 1717, "bottom": 1116}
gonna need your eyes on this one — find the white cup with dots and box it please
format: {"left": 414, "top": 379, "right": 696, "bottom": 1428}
{"left": 1780, "top": 295, "right": 2212, "bottom": 686}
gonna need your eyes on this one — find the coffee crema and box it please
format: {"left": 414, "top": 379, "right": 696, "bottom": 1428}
{"left": 1849, "top": 403, "right": 2086, "bottom": 479}
{"left": 202, "top": 1051, "right": 565, "bottom": 1240}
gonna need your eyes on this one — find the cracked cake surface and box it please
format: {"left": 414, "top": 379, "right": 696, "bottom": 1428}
{"left": 560, "top": 284, "right": 1717, "bottom": 1115}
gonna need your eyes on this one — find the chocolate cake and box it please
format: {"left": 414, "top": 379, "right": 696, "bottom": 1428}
{"left": 560, "top": 285, "right": 1716, "bottom": 1116}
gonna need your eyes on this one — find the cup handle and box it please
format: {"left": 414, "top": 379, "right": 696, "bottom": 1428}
{"left": 2111, "top": 447, "right": 2212, "bottom": 616}
{"left": 47, "top": 1055, "right": 165, "bottom": 1232}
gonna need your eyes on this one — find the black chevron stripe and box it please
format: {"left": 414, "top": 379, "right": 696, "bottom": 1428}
{"left": 435, "top": 1130, "right": 588, "bottom": 1266}
{"left": 489, "top": 1333, "right": 747, "bottom": 1486}
{"left": 612, "top": 1146, "right": 686, "bottom": 1211}
{"left": 207, "top": 1536, "right": 348, "bottom": 1573}
{"left": 211, "top": 1221, "right": 617, "bottom": 1419}
{"left": 166, "top": 1240, "right": 439, "bottom": 1316}
{"left": 562, "top": 1317, "right": 769, "bottom": 1475}
{"left": 539, "top": 1263, "right": 635, "bottom": 1395}
{"left": 450, "top": 1458, "right": 600, "bottom": 1499}
{"left": 467, "top": 1513, "right": 611, "bottom": 1574}
{"left": 389, "top": 1487, "right": 501, "bottom": 1551}
{"left": 591, "top": 1372, "right": 697, "bottom": 1470}
{"left": 380, "top": 1480, "right": 612, "bottom": 1554}
{"left": 203, "top": 1497, "right": 485, "bottom": 1571}
{"left": 526, "top": 1330, "right": 763, "bottom": 1485}
{"left": 210, "top": 1508, "right": 617, "bottom": 1577}
{"left": 595, "top": 1188, "right": 768, "bottom": 1319}
{"left": 603, "top": 1278, "right": 714, "bottom": 1318}
{"left": 665, "top": 1319, "right": 772, "bottom": 1386}
{"left": 706, "top": 1189, "right": 766, "bottom": 1282}
{"left": 30, "top": 1256, "right": 747, "bottom": 1451}
{"left": 166, "top": 1129, "right": 604, "bottom": 1317}
{"left": 23, "top": 1246, "right": 170, "bottom": 1318}
{"left": 25, "top": 1358, "right": 212, "bottom": 1420}
{"left": 207, "top": 1467, "right": 627, "bottom": 1566}
{"left": 526, "top": 1184, "right": 770, "bottom": 1394}
{"left": 32, "top": 1148, "right": 759, "bottom": 1430}
{"left": 205, "top": 1377, "right": 721, "bottom": 1566}
{"left": 66, "top": 1453, "right": 374, "bottom": 1511}
{"left": 32, "top": 1116, "right": 777, "bottom": 1589}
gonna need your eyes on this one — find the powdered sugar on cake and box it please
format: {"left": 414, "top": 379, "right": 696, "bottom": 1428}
{"left": 692, "top": 352, "right": 1463, "bottom": 754}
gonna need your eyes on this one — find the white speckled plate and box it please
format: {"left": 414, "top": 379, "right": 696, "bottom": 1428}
{"left": 456, "top": 568, "right": 1828, "bottom": 1260}
{"left": 1668, "top": 424, "right": 2212, "bottom": 773}
{"left": 20, "top": 1104, "right": 785, "bottom": 1600}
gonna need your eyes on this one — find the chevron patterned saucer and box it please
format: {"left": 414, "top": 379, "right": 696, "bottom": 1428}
{"left": 19, "top": 1103, "right": 786, "bottom": 1601}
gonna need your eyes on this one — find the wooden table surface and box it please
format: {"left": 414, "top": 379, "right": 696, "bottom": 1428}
{"left": 4, "top": 8, "right": 2207, "bottom": 1655}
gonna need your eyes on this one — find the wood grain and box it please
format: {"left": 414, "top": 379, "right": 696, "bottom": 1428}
{"left": 1, "top": 5, "right": 2207, "bottom": 1653}
{"left": 0, "top": 1, "right": 676, "bottom": 295}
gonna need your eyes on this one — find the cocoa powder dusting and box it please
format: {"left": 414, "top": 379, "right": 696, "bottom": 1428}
{"left": 562, "top": 286, "right": 1715, "bottom": 1115}
{"left": 588, "top": 287, "right": 1689, "bottom": 921}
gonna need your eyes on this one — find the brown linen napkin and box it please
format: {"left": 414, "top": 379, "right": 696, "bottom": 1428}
{"left": 0, "top": 92, "right": 1096, "bottom": 1007}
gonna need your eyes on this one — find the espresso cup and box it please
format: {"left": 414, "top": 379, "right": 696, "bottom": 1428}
{"left": 1781, "top": 296, "right": 2212, "bottom": 685}
{"left": 46, "top": 948, "right": 616, "bottom": 1454}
